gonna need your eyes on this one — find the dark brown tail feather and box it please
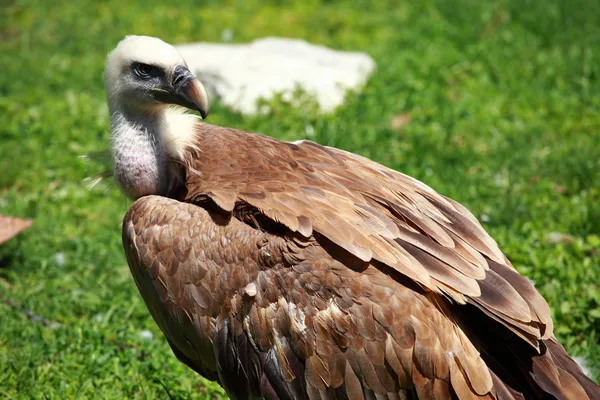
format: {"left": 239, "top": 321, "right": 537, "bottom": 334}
{"left": 536, "top": 338, "right": 600, "bottom": 400}
{"left": 527, "top": 339, "right": 589, "bottom": 400}
{"left": 489, "top": 369, "right": 526, "bottom": 400}
{"left": 454, "top": 302, "right": 599, "bottom": 399}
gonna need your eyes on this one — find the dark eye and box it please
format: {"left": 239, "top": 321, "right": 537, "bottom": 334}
{"left": 134, "top": 63, "right": 154, "bottom": 77}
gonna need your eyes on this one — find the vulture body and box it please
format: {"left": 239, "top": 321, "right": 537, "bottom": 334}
{"left": 106, "top": 36, "right": 600, "bottom": 400}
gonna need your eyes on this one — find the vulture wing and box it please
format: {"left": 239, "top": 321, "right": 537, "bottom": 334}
{"left": 123, "top": 123, "right": 599, "bottom": 400}
{"left": 184, "top": 125, "right": 552, "bottom": 345}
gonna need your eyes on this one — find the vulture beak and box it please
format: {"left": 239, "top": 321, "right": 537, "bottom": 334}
{"left": 152, "top": 65, "right": 209, "bottom": 119}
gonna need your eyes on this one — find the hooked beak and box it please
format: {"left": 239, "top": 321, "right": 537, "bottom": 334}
{"left": 152, "top": 65, "right": 209, "bottom": 119}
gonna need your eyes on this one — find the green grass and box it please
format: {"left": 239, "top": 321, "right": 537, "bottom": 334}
{"left": 1, "top": 0, "right": 599, "bottom": 398}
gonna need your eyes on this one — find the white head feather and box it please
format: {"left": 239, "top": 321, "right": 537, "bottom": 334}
{"left": 104, "top": 35, "right": 208, "bottom": 199}
{"left": 105, "top": 36, "right": 188, "bottom": 111}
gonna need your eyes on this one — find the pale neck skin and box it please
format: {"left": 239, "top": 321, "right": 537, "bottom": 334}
{"left": 110, "top": 105, "right": 170, "bottom": 200}
{"left": 109, "top": 102, "right": 201, "bottom": 200}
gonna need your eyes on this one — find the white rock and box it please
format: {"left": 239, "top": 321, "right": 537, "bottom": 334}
{"left": 93, "top": 313, "right": 104, "bottom": 322}
{"left": 544, "top": 232, "right": 574, "bottom": 245}
{"left": 54, "top": 252, "right": 66, "bottom": 267}
{"left": 138, "top": 330, "right": 154, "bottom": 341}
{"left": 176, "top": 37, "right": 376, "bottom": 115}
{"left": 574, "top": 356, "right": 591, "bottom": 377}
{"left": 221, "top": 29, "right": 234, "bottom": 43}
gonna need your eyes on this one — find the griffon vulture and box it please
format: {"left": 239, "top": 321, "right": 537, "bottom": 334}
{"left": 105, "top": 35, "right": 599, "bottom": 399}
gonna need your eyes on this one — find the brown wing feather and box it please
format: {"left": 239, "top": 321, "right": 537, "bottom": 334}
{"left": 183, "top": 124, "right": 546, "bottom": 341}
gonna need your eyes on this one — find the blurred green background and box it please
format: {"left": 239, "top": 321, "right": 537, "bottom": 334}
{"left": 1, "top": 0, "right": 599, "bottom": 398}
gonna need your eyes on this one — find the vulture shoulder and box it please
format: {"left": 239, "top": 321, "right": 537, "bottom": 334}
{"left": 122, "top": 124, "right": 599, "bottom": 400}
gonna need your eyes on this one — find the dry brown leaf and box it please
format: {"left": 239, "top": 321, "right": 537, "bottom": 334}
{"left": 391, "top": 113, "right": 411, "bottom": 131}
{"left": 544, "top": 232, "right": 574, "bottom": 245}
{"left": 554, "top": 184, "right": 568, "bottom": 195}
{"left": 0, "top": 215, "right": 32, "bottom": 245}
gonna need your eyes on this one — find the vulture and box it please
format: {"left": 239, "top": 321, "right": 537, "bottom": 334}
{"left": 105, "top": 36, "right": 599, "bottom": 400}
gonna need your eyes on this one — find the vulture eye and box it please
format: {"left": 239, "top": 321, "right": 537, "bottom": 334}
{"left": 133, "top": 63, "right": 154, "bottom": 77}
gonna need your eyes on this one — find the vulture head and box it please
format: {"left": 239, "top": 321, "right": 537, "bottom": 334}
{"left": 105, "top": 35, "right": 209, "bottom": 117}
{"left": 104, "top": 35, "right": 209, "bottom": 199}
